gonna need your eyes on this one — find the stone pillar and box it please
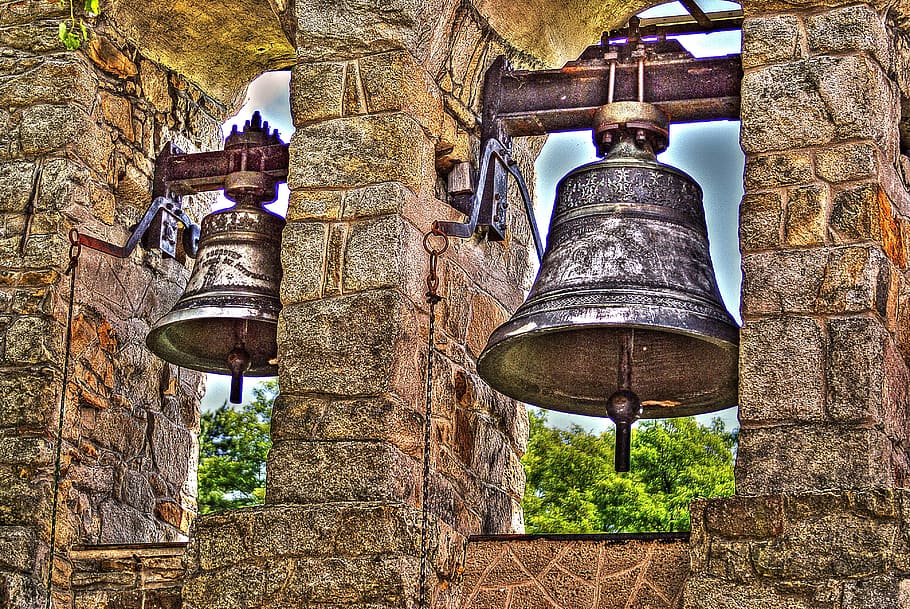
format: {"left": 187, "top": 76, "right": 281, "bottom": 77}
{"left": 0, "top": 6, "right": 220, "bottom": 607}
{"left": 182, "top": 3, "right": 535, "bottom": 608}
{"left": 685, "top": 4, "right": 910, "bottom": 607}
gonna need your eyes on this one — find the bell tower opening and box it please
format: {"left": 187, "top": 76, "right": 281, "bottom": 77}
{"left": 520, "top": 0, "right": 744, "bottom": 534}
{"left": 196, "top": 69, "right": 292, "bottom": 514}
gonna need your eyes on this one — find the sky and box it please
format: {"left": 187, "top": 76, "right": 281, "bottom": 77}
{"left": 200, "top": 1, "right": 745, "bottom": 434}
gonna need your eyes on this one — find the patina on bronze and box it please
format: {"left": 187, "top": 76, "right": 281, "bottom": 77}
{"left": 146, "top": 113, "right": 286, "bottom": 403}
{"left": 477, "top": 101, "right": 739, "bottom": 468}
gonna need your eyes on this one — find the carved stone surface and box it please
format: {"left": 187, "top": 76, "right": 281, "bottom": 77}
{"left": 445, "top": 534, "right": 690, "bottom": 609}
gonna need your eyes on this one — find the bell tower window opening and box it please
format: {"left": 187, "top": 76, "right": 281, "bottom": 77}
{"left": 520, "top": 1, "right": 743, "bottom": 534}
{"left": 196, "top": 69, "right": 292, "bottom": 513}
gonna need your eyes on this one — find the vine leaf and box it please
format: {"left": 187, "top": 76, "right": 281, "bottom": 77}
{"left": 57, "top": 0, "right": 95, "bottom": 50}
{"left": 58, "top": 21, "right": 82, "bottom": 50}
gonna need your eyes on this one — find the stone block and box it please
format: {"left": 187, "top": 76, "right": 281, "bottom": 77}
{"left": 150, "top": 411, "right": 193, "bottom": 488}
{"left": 684, "top": 577, "right": 839, "bottom": 609}
{"left": 266, "top": 440, "right": 420, "bottom": 505}
{"left": 285, "top": 189, "right": 342, "bottom": 221}
{"left": 741, "top": 14, "right": 803, "bottom": 69}
{"left": 359, "top": 51, "right": 443, "bottom": 133}
{"left": 826, "top": 317, "right": 886, "bottom": 422}
{"left": 741, "top": 56, "right": 894, "bottom": 154}
{"left": 139, "top": 59, "right": 173, "bottom": 114}
{"left": 182, "top": 561, "right": 269, "bottom": 609}
{"left": 805, "top": 5, "right": 891, "bottom": 68}
{"left": 753, "top": 510, "right": 898, "bottom": 580}
{"left": 0, "top": 464, "right": 45, "bottom": 526}
{"left": 842, "top": 576, "right": 900, "bottom": 609}
{"left": 279, "top": 220, "right": 327, "bottom": 304}
{"left": 342, "top": 214, "right": 403, "bottom": 292}
{"left": 815, "top": 142, "right": 878, "bottom": 184}
{"left": 736, "top": 426, "right": 893, "bottom": 495}
{"left": 277, "top": 289, "right": 414, "bottom": 396}
{"left": 698, "top": 496, "right": 784, "bottom": 539}
{"left": 466, "top": 291, "right": 509, "bottom": 358}
{"left": 0, "top": 437, "right": 50, "bottom": 466}
{"left": 86, "top": 36, "right": 137, "bottom": 78}
{"left": 98, "top": 92, "right": 134, "bottom": 141}
{"left": 741, "top": 249, "right": 824, "bottom": 315}
{"left": 20, "top": 104, "right": 89, "bottom": 155}
{"left": 191, "top": 503, "right": 417, "bottom": 572}
{"left": 291, "top": 0, "right": 446, "bottom": 62}
{"left": 281, "top": 555, "right": 417, "bottom": 605}
{"left": 289, "top": 62, "right": 344, "bottom": 125}
{"left": 98, "top": 501, "right": 161, "bottom": 544}
{"left": 744, "top": 151, "right": 814, "bottom": 190}
{"left": 269, "top": 393, "right": 424, "bottom": 457}
{"left": 3, "top": 316, "right": 58, "bottom": 365}
{"left": 784, "top": 185, "right": 827, "bottom": 246}
{"left": 740, "top": 191, "right": 782, "bottom": 252}
{"left": 0, "top": 527, "right": 37, "bottom": 573}
{"left": 37, "top": 158, "right": 92, "bottom": 212}
{"left": 342, "top": 181, "right": 414, "bottom": 219}
{"left": 0, "top": 161, "right": 34, "bottom": 212}
{"left": 831, "top": 183, "right": 880, "bottom": 242}
{"left": 739, "top": 317, "right": 825, "bottom": 424}
{"left": 815, "top": 246, "right": 890, "bottom": 316}
{"left": 288, "top": 113, "right": 433, "bottom": 192}
{"left": 0, "top": 58, "right": 95, "bottom": 109}
{"left": 0, "top": 371, "right": 55, "bottom": 429}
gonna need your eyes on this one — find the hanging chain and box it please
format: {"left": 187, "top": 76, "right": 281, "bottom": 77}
{"left": 45, "top": 229, "right": 81, "bottom": 609}
{"left": 418, "top": 226, "right": 448, "bottom": 609}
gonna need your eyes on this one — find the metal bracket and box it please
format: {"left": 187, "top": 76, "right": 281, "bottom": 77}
{"left": 433, "top": 18, "right": 742, "bottom": 257}
{"left": 76, "top": 111, "right": 289, "bottom": 263}
{"left": 77, "top": 144, "right": 201, "bottom": 260}
{"left": 436, "top": 139, "right": 544, "bottom": 262}
{"left": 78, "top": 195, "right": 200, "bottom": 259}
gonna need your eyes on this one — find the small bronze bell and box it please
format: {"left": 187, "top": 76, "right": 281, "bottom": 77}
{"left": 477, "top": 101, "right": 739, "bottom": 470}
{"left": 147, "top": 115, "right": 285, "bottom": 403}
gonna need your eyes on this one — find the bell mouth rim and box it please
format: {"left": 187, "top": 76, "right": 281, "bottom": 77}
{"left": 480, "top": 316, "right": 740, "bottom": 356}
{"left": 146, "top": 307, "right": 279, "bottom": 376}
{"left": 477, "top": 319, "right": 740, "bottom": 419}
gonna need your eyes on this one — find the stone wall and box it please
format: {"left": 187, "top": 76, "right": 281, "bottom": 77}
{"left": 735, "top": 1, "right": 910, "bottom": 494}
{"left": 182, "top": 2, "right": 540, "bottom": 608}
{"left": 685, "top": 2, "right": 910, "bottom": 608}
{"left": 0, "top": 4, "right": 223, "bottom": 607}
{"left": 687, "top": 492, "right": 910, "bottom": 608}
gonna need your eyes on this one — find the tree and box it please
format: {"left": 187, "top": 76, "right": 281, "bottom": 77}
{"left": 197, "top": 380, "right": 275, "bottom": 514}
{"left": 522, "top": 410, "right": 736, "bottom": 533}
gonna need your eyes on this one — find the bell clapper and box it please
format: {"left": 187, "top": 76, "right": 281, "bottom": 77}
{"left": 226, "top": 344, "right": 251, "bottom": 404}
{"left": 607, "top": 330, "right": 642, "bottom": 472}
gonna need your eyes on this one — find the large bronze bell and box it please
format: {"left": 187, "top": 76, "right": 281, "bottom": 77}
{"left": 477, "top": 101, "right": 739, "bottom": 470}
{"left": 147, "top": 116, "right": 285, "bottom": 403}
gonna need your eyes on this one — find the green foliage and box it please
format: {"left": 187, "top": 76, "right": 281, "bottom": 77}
{"left": 522, "top": 410, "right": 736, "bottom": 533}
{"left": 197, "top": 380, "right": 275, "bottom": 514}
{"left": 58, "top": 0, "right": 97, "bottom": 50}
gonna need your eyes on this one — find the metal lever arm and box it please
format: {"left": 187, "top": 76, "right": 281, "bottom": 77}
{"left": 77, "top": 196, "right": 200, "bottom": 259}
{"left": 436, "top": 138, "right": 544, "bottom": 262}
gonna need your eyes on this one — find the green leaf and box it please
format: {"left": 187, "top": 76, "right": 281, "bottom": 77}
{"left": 84, "top": 0, "right": 99, "bottom": 16}
{"left": 197, "top": 380, "right": 275, "bottom": 514}
{"left": 58, "top": 21, "right": 67, "bottom": 41}
{"left": 521, "top": 410, "right": 735, "bottom": 534}
{"left": 80, "top": 19, "right": 89, "bottom": 41}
